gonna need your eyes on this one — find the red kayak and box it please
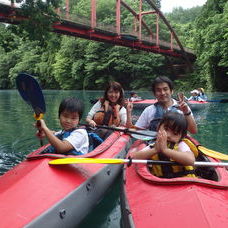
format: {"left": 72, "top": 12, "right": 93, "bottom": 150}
{"left": 131, "top": 99, "right": 157, "bottom": 109}
{"left": 132, "top": 99, "right": 209, "bottom": 111}
{"left": 0, "top": 132, "right": 131, "bottom": 228}
{"left": 121, "top": 140, "right": 228, "bottom": 228}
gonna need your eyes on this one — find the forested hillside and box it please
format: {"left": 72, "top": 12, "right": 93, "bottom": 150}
{"left": 0, "top": 0, "right": 227, "bottom": 91}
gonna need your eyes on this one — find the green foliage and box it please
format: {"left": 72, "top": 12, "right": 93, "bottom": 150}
{"left": 51, "top": 35, "right": 165, "bottom": 90}
{"left": 165, "top": 7, "right": 203, "bottom": 24}
{"left": 18, "top": 0, "right": 61, "bottom": 43}
{"left": 0, "top": 0, "right": 228, "bottom": 91}
{"left": 193, "top": 0, "right": 228, "bottom": 91}
{"left": 161, "top": 0, "right": 228, "bottom": 91}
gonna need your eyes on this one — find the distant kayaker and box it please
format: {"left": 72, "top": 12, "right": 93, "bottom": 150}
{"left": 188, "top": 89, "right": 207, "bottom": 102}
{"left": 131, "top": 111, "right": 196, "bottom": 178}
{"left": 129, "top": 91, "right": 142, "bottom": 102}
{"left": 35, "top": 97, "right": 89, "bottom": 155}
{"left": 126, "top": 76, "right": 197, "bottom": 134}
{"left": 197, "top": 88, "right": 208, "bottom": 101}
{"left": 188, "top": 89, "right": 203, "bottom": 101}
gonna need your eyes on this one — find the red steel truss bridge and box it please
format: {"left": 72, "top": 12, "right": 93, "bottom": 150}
{"left": 0, "top": 0, "right": 196, "bottom": 75}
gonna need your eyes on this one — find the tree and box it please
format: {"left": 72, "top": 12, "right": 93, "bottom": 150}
{"left": 16, "top": 0, "right": 61, "bottom": 44}
{"left": 194, "top": 0, "right": 228, "bottom": 91}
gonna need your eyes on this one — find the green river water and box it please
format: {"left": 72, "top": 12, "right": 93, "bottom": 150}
{"left": 1, "top": 90, "right": 228, "bottom": 227}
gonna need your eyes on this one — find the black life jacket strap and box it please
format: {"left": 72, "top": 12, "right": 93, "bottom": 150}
{"left": 158, "top": 153, "right": 173, "bottom": 177}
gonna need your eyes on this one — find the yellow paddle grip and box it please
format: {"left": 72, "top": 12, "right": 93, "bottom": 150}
{"left": 49, "top": 158, "right": 125, "bottom": 165}
{"left": 34, "top": 113, "right": 44, "bottom": 120}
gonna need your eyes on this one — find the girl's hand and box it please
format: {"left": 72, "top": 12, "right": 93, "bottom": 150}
{"left": 126, "top": 100, "right": 133, "bottom": 113}
{"left": 155, "top": 127, "right": 168, "bottom": 153}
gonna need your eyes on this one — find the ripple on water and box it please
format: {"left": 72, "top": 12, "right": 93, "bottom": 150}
{"left": 0, "top": 137, "right": 36, "bottom": 176}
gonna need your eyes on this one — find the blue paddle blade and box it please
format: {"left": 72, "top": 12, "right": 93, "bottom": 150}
{"left": 16, "top": 73, "right": 46, "bottom": 115}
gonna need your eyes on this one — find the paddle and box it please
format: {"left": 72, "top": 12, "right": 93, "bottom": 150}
{"left": 82, "top": 124, "right": 157, "bottom": 140}
{"left": 129, "top": 127, "right": 228, "bottom": 160}
{"left": 49, "top": 157, "right": 228, "bottom": 167}
{"left": 198, "top": 146, "right": 228, "bottom": 160}
{"left": 16, "top": 73, "right": 46, "bottom": 146}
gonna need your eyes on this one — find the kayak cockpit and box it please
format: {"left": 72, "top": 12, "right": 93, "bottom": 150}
{"left": 194, "top": 154, "right": 219, "bottom": 181}
{"left": 129, "top": 140, "right": 228, "bottom": 189}
{"left": 135, "top": 156, "right": 228, "bottom": 189}
{"left": 27, "top": 131, "right": 122, "bottom": 160}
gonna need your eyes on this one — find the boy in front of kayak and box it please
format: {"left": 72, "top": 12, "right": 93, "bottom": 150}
{"left": 36, "top": 97, "right": 89, "bottom": 155}
{"left": 131, "top": 112, "right": 196, "bottom": 178}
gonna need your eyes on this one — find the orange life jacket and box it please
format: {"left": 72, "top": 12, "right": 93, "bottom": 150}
{"left": 93, "top": 104, "right": 121, "bottom": 126}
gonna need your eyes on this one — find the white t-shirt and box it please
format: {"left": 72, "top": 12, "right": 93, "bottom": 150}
{"left": 177, "top": 141, "right": 192, "bottom": 152}
{"left": 87, "top": 100, "right": 127, "bottom": 125}
{"left": 55, "top": 128, "right": 89, "bottom": 154}
{"left": 135, "top": 99, "right": 184, "bottom": 129}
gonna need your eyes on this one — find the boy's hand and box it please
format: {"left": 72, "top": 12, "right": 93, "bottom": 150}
{"left": 35, "top": 119, "right": 48, "bottom": 139}
{"left": 36, "top": 130, "right": 46, "bottom": 139}
{"left": 36, "top": 119, "right": 47, "bottom": 130}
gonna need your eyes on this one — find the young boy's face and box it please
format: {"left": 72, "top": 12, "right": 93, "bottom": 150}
{"left": 59, "top": 111, "right": 79, "bottom": 131}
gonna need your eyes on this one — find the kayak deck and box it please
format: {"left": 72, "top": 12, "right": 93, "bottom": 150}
{"left": 121, "top": 140, "right": 228, "bottom": 228}
{"left": 0, "top": 132, "right": 131, "bottom": 228}
{"left": 131, "top": 99, "right": 156, "bottom": 109}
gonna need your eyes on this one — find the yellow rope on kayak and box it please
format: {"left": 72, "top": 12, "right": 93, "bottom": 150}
{"left": 49, "top": 158, "right": 125, "bottom": 165}
{"left": 198, "top": 146, "right": 228, "bottom": 160}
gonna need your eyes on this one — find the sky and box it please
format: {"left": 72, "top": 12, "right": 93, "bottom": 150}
{"left": 161, "top": 0, "right": 207, "bottom": 13}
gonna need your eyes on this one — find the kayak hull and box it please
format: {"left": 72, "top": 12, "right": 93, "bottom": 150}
{"left": 121, "top": 140, "right": 228, "bottom": 228}
{"left": 0, "top": 132, "right": 131, "bottom": 228}
{"left": 187, "top": 100, "right": 209, "bottom": 111}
